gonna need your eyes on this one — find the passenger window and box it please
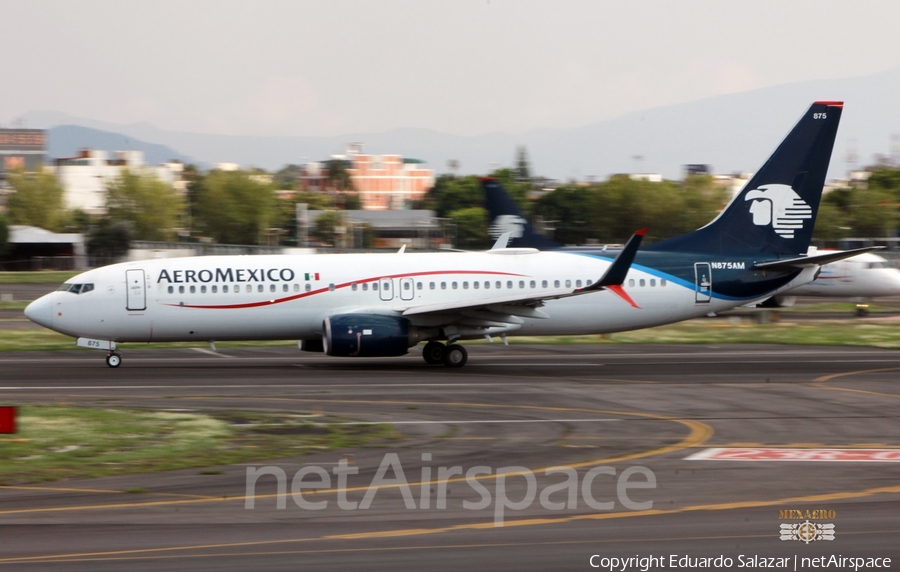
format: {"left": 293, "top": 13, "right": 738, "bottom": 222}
{"left": 283, "top": 284, "right": 288, "bottom": 292}
{"left": 452, "top": 282, "right": 458, "bottom": 289}
{"left": 650, "top": 279, "right": 656, "bottom": 287}
{"left": 270, "top": 284, "right": 276, "bottom": 293}
{"left": 661, "top": 279, "right": 667, "bottom": 287}
{"left": 430, "top": 282, "right": 435, "bottom": 290}
{"left": 519, "top": 280, "right": 525, "bottom": 289}
{"left": 223, "top": 285, "right": 229, "bottom": 293}
{"left": 404, "top": 282, "right": 411, "bottom": 290}
{"left": 352, "top": 283, "right": 358, "bottom": 291}
{"left": 363, "top": 283, "right": 368, "bottom": 291}
{"left": 417, "top": 282, "right": 423, "bottom": 290}
{"left": 628, "top": 279, "right": 635, "bottom": 287}
{"left": 373, "top": 283, "right": 379, "bottom": 291}
{"left": 246, "top": 285, "right": 252, "bottom": 293}
{"left": 294, "top": 284, "right": 299, "bottom": 292}
{"left": 507, "top": 281, "right": 513, "bottom": 289}
{"left": 190, "top": 285, "right": 196, "bottom": 294}
{"left": 201, "top": 285, "right": 207, "bottom": 293}
{"left": 212, "top": 285, "right": 218, "bottom": 293}
{"left": 565, "top": 280, "right": 571, "bottom": 288}
{"left": 576, "top": 280, "right": 582, "bottom": 288}
{"left": 496, "top": 281, "right": 502, "bottom": 289}
{"left": 639, "top": 279, "right": 645, "bottom": 287}
{"left": 441, "top": 282, "right": 447, "bottom": 290}
{"left": 305, "top": 284, "right": 311, "bottom": 292}
{"left": 530, "top": 280, "right": 536, "bottom": 288}
{"left": 258, "top": 284, "right": 264, "bottom": 292}
{"left": 472, "top": 281, "right": 478, "bottom": 289}
{"left": 168, "top": 285, "right": 174, "bottom": 294}
{"left": 329, "top": 283, "right": 335, "bottom": 291}
{"left": 586, "top": 279, "right": 593, "bottom": 286}
{"left": 554, "top": 280, "right": 560, "bottom": 288}
{"left": 179, "top": 285, "right": 185, "bottom": 294}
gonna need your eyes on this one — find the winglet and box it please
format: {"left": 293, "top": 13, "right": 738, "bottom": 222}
{"left": 583, "top": 229, "right": 646, "bottom": 291}
{"left": 490, "top": 231, "right": 512, "bottom": 250}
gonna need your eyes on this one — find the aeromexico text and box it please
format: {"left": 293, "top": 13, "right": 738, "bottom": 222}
{"left": 157, "top": 268, "right": 298, "bottom": 284}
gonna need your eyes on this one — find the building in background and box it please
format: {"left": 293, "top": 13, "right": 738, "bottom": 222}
{"left": 300, "top": 144, "right": 434, "bottom": 210}
{"left": 0, "top": 128, "right": 47, "bottom": 186}
{"left": 55, "top": 149, "right": 184, "bottom": 214}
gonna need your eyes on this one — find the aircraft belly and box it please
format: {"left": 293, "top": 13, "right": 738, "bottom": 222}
{"left": 146, "top": 305, "right": 322, "bottom": 342}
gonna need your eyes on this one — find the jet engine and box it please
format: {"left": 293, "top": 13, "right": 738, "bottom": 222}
{"left": 323, "top": 314, "right": 423, "bottom": 357}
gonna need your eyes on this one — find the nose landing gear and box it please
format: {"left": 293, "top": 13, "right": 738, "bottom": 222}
{"left": 105, "top": 352, "right": 122, "bottom": 368}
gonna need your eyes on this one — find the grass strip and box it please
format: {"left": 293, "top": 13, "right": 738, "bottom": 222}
{"left": 0, "top": 406, "right": 397, "bottom": 484}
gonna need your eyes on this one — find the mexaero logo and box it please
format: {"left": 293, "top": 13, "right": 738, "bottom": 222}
{"left": 488, "top": 214, "right": 526, "bottom": 239}
{"left": 744, "top": 184, "right": 812, "bottom": 239}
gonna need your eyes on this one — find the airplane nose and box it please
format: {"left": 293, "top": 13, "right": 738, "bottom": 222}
{"left": 24, "top": 295, "right": 53, "bottom": 329}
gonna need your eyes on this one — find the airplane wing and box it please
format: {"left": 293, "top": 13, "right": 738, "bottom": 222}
{"left": 753, "top": 246, "right": 884, "bottom": 271}
{"left": 402, "top": 229, "right": 646, "bottom": 318}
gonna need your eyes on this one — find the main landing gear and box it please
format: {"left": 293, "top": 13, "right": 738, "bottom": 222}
{"left": 106, "top": 352, "right": 122, "bottom": 368}
{"left": 422, "top": 341, "right": 468, "bottom": 368}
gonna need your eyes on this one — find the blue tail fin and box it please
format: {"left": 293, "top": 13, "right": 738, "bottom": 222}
{"left": 646, "top": 101, "right": 843, "bottom": 256}
{"left": 482, "top": 178, "right": 562, "bottom": 249}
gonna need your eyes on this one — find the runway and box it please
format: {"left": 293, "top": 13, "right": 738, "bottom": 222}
{"left": 1, "top": 344, "right": 899, "bottom": 570}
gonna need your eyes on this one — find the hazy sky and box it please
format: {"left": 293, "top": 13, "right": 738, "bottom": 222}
{"left": 3, "top": 0, "right": 900, "bottom": 137}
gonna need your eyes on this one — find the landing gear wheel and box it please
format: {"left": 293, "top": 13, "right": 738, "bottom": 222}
{"left": 443, "top": 344, "right": 468, "bottom": 368}
{"left": 106, "top": 353, "right": 122, "bottom": 368}
{"left": 422, "top": 341, "right": 446, "bottom": 365}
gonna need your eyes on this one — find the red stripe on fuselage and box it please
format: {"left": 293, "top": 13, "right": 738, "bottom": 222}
{"left": 165, "top": 270, "right": 526, "bottom": 310}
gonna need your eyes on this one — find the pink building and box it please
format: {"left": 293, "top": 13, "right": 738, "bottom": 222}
{"left": 300, "top": 146, "right": 434, "bottom": 210}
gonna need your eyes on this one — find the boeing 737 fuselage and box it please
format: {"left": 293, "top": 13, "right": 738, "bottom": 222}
{"left": 25, "top": 101, "right": 866, "bottom": 368}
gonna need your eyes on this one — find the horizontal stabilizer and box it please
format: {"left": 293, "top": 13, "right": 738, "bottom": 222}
{"left": 753, "top": 246, "right": 884, "bottom": 271}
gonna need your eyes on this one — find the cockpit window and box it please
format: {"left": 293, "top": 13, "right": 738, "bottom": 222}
{"left": 57, "top": 283, "right": 94, "bottom": 294}
{"left": 867, "top": 262, "right": 886, "bottom": 269}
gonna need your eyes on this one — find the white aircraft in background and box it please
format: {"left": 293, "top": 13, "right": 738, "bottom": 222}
{"left": 26, "top": 101, "right": 874, "bottom": 368}
{"left": 759, "top": 250, "right": 900, "bottom": 313}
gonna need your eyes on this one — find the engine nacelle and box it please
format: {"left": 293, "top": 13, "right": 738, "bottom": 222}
{"left": 323, "top": 314, "right": 420, "bottom": 357}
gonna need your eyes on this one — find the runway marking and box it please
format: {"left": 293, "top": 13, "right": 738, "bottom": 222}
{"left": 811, "top": 366, "right": 900, "bottom": 399}
{"left": 0, "top": 400, "right": 712, "bottom": 516}
{"left": 191, "top": 348, "right": 235, "bottom": 358}
{"left": 687, "top": 447, "right": 900, "bottom": 462}
{"left": 2, "top": 488, "right": 900, "bottom": 564}
{"left": 332, "top": 418, "right": 621, "bottom": 425}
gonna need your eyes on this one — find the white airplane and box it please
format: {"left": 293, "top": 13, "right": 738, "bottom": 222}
{"left": 25, "top": 101, "right": 875, "bottom": 368}
{"left": 760, "top": 250, "right": 900, "bottom": 311}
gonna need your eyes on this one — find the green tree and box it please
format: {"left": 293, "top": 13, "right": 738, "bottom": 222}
{"left": 812, "top": 202, "right": 852, "bottom": 241}
{"left": 850, "top": 188, "right": 898, "bottom": 237}
{"left": 273, "top": 164, "right": 301, "bottom": 190}
{"left": 106, "top": 170, "right": 185, "bottom": 241}
{"left": 86, "top": 218, "right": 132, "bottom": 264}
{"left": 0, "top": 215, "right": 9, "bottom": 258}
{"left": 325, "top": 159, "right": 354, "bottom": 191}
{"left": 194, "top": 170, "right": 277, "bottom": 245}
{"left": 312, "top": 211, "right": 342, "bottom": 246}
{"left": 6, "top": 168, "right": 68, "bottom": 231}
{"left": 449, "top": 206, "right": 488, "bottom": 248}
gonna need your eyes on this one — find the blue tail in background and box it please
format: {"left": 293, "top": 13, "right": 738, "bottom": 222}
{"left": 483, "top": 101, "right": 844, "bottom": 258}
